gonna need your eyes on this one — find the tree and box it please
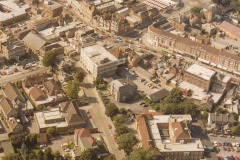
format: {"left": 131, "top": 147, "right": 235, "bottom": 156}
{"left": 103, "top": 155, "right": 116, "bottom": 160}
{"left": 113, "top": 115, "right": 125, "bottom": 126}
{"left": 128, "top": 148, "right": 157, "bottom": 160}
{"left": 117, "top": 133, "right": 138, "bottom": 154}
{"left": 74, "top": 71, "right": 85, "bottom": 82}
{"left": 78, "top": 148, "right": 99, "bottom": 160}
{"left": 231, "top": 124, "right": 240, "bottom": 135}
{"left": 2, "top": 153, "right": 22, "bottom": 160}
{"left": 37, "top": 150, "right": 44, "bottom": 160}
{"left": 190, "top": 7, "right": 202, "bottom": 15}
{"left": 232, "top": 0, "right": 240, "bottom": 12}
{"left": 20, "top": 142, "right": 29, "bottom": 160}
{"left": 66, "top": 80, "right": 81, "bottom": 99}
{"left": 52, "top": 151, "right": 64, "bottom": 160}
{"left": 105, "top": 103, "right": 119, "bottom": 119}
{"left": 46, "top": 127, "right": 55, "bottom": 138}
{"left": 153, "top": 88, "right": 198, "bottom": 117}
{"left": 42, "top": 50, "right": 57, "bottom": 67}
{"left": 28, "top": 153, "right": 38, "bottom": 160}
{"left": 25, "top": 133, "right": 38, "bottom": 147}
{"left": 43, "top": 147, "right": 54, "bottom": 160}
{"left": 115, "top": 125, "right": 129, "bottom": 136}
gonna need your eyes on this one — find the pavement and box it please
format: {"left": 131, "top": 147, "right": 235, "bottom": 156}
{"left": 47, "top": 135, "right": 74, "bottom": 155}
{"left": 83, "top": 74, "right": 125, "bottom": 160}
{"left": 0, "top": 66, "right": 50, "bottom": 86}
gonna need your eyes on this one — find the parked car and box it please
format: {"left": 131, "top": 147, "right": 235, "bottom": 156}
{"left": 108, "top": 124, "right": 112, "bottom": 129}
{"left": 223, "top": 147, "right": 227, "bottom": 151}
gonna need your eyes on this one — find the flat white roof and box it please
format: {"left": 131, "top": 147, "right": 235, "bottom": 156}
{"left": 0, "top": 0, "right": 27, "bottom": 22}
{"left": 186, "top": 64, "right": 216, "bottom": 80}
{"left": 82, "top": 44, "right": 118, "bottom": 65}
{"left": 147, "top": 115, "right": 203, "bottom": 152}
{"left": 179, "top": 81, "right": 206, "bottom": 100}
{"left": 35, "top": 108, "right": 68, "bottom": 129}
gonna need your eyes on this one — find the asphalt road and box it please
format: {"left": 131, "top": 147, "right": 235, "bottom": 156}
{"left": 83, "top": 74, "right": 125, "bottom": 160}
{"left": 0, "top": 66, "right": 50, "bottom": 86}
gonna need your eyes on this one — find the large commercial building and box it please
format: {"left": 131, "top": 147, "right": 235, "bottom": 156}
{"left": 136, "top": 112, "right": 204, "bottom": 160}
{"left": 43, "top": 0, "right": 63, "bottom": 17}
{"left": 0, "top": 0, "right": 29, "bottom": 26}
{"left": 147, "top": 22, "right": 240, "bottom": 74}
{"left": 80, "top": 44, "right": 118, "bottom": 78}
{"left": 183, "top": 64, "right": 216, "bottom": 91}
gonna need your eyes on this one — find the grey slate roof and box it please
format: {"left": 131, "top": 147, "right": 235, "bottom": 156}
{"left": 23, "top": 32, "right": 49, "bottom": 51}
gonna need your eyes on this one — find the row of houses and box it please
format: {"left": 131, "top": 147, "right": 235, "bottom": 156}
{"left": 68, "top": 0, "right": 160, "bottom": 34}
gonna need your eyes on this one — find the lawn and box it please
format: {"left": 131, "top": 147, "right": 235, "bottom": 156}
{"left": 31, "top": 145, "right": 40, "bottom": 154}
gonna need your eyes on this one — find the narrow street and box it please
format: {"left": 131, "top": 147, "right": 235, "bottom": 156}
{"left": 83, "top": 75, "right": 125, "bottom": 160}
{"left": 0, "top": 66, "right": 50, "bottom": 86}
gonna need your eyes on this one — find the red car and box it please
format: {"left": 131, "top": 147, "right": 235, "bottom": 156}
{"left": 227, "top": 146, "right": 231, "bottom": 151}
{"left": 217, "top": 142, "right": 222, "bottom": 146}
{"left": 235, "top": 156, "right": 239, "bottom": 160}
{"left": 218, "top": 156, "right": 223, "bottom": 160}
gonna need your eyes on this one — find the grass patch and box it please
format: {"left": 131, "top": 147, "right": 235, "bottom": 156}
{"left": 30, "top": 145, "right": 40, "bottom": 154}
{"left": 69, "top": 143, "right": 75, "bottom": 149}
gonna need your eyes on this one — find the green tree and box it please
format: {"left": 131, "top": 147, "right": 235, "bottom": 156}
{"left": 153, "top": 88, "right": 198, "bottom": 117}
{"left": 78, "top": 148, "right": 99, "bottom": 160}
{"left": 20, "top": 142, "right": 29, "bottom": 160}
{"left": 190, "top": 7, "right": 202, "bottom": 15}
{"left": 2, "top": 153, "right": 22, "bottom": 160}
{"left": 105, "top": 103, "right": 119, "bottom": 119}
{"left": 42, "top": 50, "right": 57, "bottom": 67}
{"left": 74, "top": 71, "right": 85, "bottom": 82}
{"left": 113, "top": 115, "right": 125, "bottom": 126}
{"left": 232, "top": 0, "right": 240, "bottom": 12}
{"left": 25, "top": 133, "right": 38, "bottom": 147}
{"left": 43, "top": 147, "right": 54, "bottom": 160}
{"left": 103, "top": 155, "right": 116, "bottom": 160}
{"left": 46, "top": 127, "right": 55, "bottom": 138}
{"left": 37, "top": 150, "right": 44, "bottom": 160}
{"left": 128, "top": 148, "right": 157, "bottom": 160}
{"left": 28, "top": 153, "right": 38, "bottom": 160}
{"left": 119, "top": 108, "right": 127, "bottom": 115}
{"left": 117, "top": 133, "right": 138, "bottom": 154}
{"left": 22, "top": 60, "right": 27, "bottom": 69}
{"left": 231, "top": 124, "right": 240, "bottom": 135}
{"left": 115, "top": 125, "right": 129, "bottom": 136}
{"left": 66, "top": 80, "right": 81, "bottom": 99}
{"left": 52, "top": 150, "right": 64, "bottom": 160}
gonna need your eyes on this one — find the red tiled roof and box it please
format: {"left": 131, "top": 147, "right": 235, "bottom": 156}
{"left": 219, "top": 21, "right": 240, "bottom": 39}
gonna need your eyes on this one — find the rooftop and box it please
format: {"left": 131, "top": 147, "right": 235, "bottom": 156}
{"left": 82, "top": 44, "right": 118, "bottom": 65}
{"left": 220, "top": 21, "right": 240, "bottom": 39}
{"left": 0, "top": 0, "right": 28, "bottom": 22}
{"left": 186, "top": 64, "right": 216, "bottom": 80}
{"left": 35, "top": 108, "right": 68, "bottom": 129}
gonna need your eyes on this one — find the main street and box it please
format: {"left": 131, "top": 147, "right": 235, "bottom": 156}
{"left": 83, "top": 74, "right": 125, "bottom": 160}
{"left": 0, "top": 66, "right": 50, "bottom": 86}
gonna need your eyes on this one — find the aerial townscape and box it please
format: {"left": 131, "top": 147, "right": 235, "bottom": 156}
{"left": 2, "top": 0, "right": 240, "bottom": 160}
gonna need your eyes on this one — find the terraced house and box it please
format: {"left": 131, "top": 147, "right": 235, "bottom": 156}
{"left": 147, "top": 22, "right": 240, "bottom": 74}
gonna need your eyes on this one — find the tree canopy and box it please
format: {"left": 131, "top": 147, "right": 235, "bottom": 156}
{"left": 113, "top": 115, "right": 125, "bottom": 126}
{"left": 231, "top": 124, "right": 240, "bottom": 135}
{"left": 78, "top": 148, "right": 99, "bottom": 160}
{"left": 190, "top": 7, "right": 202, "bottom": 15}
{"left": 42, "top": 50, "right": 57, "bottom": 67}
{"left": 74, "top": 71, "right": 85, "bottom": 82}
{"left": 128, "top": 148, "right": 157, "bottom": 160}
{"left": 117, "top": 133, "right": 138, "bottom": 154}
{"left": 115, "top": 125, "right": 129, "bottom": 136}
{"left": 212, "top": 0, "right": 231, "bottom": 6}
{"left": 2, "top": 153, "right": 22, "bottom": 160}
{"left": 105, "top": 103, "right": 119, "bottom": 119}
{"left": 152, "top": 88, "right": 198, "bottom": 117}
{"left": 66, "top": 80, "right": 81, "bottom": 99}
{"left": 232, "top": 0, "right": 240, "bottom": 12}
{"left": 46, "top": 127, "right": 55, "bottom": 138}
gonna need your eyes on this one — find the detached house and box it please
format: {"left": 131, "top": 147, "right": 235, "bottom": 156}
{"left": 74, "top": 128, "right": 97, "bottom": 151}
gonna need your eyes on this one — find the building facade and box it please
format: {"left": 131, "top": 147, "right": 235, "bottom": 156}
{"left": 80, "top": 44, "right": 118, "bottom": 78}
{"left": 0, "top": 39, "right": 25, "bottom": 61}
{"left": 147, "top": 23, "right": 240, "bottom": 73}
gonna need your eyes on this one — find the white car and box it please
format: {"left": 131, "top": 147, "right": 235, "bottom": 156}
{"left": 65, "top": 148, "right": 70, "bottom": 152}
